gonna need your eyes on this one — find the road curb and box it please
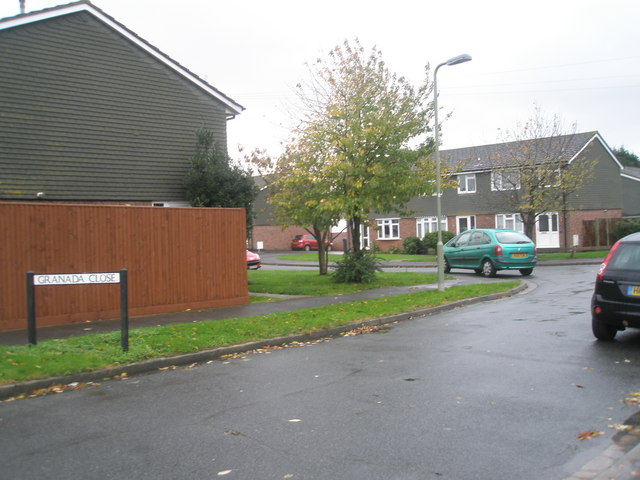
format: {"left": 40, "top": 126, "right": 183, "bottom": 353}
{"left": 0, "top": 282, "right": 527, "bottom": 401}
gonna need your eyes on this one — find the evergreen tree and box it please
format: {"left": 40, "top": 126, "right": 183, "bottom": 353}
{"left": 185, "top": 129, "right": 258, "bottom": 232}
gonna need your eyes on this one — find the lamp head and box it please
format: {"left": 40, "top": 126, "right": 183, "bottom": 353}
{"left": 445, "top": 54, "right": 472, "bottom": 66}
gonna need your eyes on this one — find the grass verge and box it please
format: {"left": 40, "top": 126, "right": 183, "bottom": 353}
{"left": 277, "top": 253, "right": 437, "bottom": 262}
{"left": 248, "top": 270, "right": 441, "bottom": 295}
{"left": 278, "top": 251, "right": 607, "bottom": 263}
{"left": 0, "top": 282, "right": 519, "bottom": 385}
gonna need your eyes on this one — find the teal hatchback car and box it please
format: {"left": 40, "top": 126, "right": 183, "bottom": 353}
{"left": 443, "top": 229, "right": 537, "bottom": 277}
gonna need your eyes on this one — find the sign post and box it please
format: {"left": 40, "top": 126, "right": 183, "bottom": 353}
{"left": 26, "top": 269, "right": 129, "bottom": 350}
{"left": 120, "top": 269, "right": 129, "bottom": 352}
{"left": 26, "top": 271, "right": 36, "bottom": 345}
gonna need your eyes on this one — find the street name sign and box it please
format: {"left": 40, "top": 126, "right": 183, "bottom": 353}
{"left": 33, "top": 272, "right": 120, "bottom": 286}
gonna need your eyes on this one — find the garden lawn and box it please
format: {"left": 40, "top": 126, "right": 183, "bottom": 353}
{"left": 0, "top": 282, "right": 519, "bottom": 385}
{"left": 278, "top": 250, "right": 607, "bottom": 264}
{"left": 248, "top": 270, "right": 441, "bottom": 296}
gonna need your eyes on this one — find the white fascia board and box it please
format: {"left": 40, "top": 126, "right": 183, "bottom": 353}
{"left": 568, "top": 132, "right": 623, "bottom": 169}
{"left": 621, "top": 172, "right": 640, "bottom": 182}
{"left": 0, "top": 2, "right": 244, "bottom": 117}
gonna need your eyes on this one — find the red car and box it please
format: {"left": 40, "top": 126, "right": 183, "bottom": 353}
{"left": 291, "top": 234, "right": 332, "bottom": 251}
{"left": 246, "top": 250, "right": 262, "bottom": 269}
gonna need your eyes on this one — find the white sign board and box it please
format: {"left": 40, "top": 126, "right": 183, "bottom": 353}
{"left": 33, "top": 272, "right": 120, "bottom": 286}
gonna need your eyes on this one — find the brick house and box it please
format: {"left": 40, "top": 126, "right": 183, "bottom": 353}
{"left": 253, "top": 131, "right": 636, "bottom": 251}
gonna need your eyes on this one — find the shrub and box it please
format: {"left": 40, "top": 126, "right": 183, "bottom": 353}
{"left": 613, "top": 219, "right": 640, "bottom": 241}
{"left": 387, "top": 246, "right": 401, "bottom": 254}
{"left": 442, "top": 230, "right": 455, "bottom": 245}
{"left": 332, "top": 251, "right": 382, "bottom": 284}
{"left": 403, "top": 236, "right": 424, "bottom": 254}
{"left": 422, "top": 231, "right": 455, "bottom": 253}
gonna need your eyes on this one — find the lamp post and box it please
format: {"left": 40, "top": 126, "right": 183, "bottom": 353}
{"left": 434, "top": 54, "right": 472, "bottom": 292}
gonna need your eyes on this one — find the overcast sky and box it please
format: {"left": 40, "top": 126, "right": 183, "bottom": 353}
{"left": 3, "top": 0, "right": 639, "bottom": 160}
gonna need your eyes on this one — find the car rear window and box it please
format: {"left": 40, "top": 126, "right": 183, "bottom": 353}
{"left": 495, "top": 231, "right": 532, "bottom": 244}
{"left": 609, "top": 243, "right": 640, "bottom": 271}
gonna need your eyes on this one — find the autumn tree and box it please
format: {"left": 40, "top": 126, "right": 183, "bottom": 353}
{"left": 185, "top": 128, "right": 258, "bottom": 233}
{"left": 244, "top": 144, "right": 337, "bottom": 275}
{"left": 487, "top": 106, "right": 596, "bottom": 244}
{"left": 284, "top": 39, "right": 435, "bottom": 278}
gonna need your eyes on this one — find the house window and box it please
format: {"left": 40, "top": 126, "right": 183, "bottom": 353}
{"left": 457, "top": 174, "right": 476, "bottom": 194}
{"left": 491, "top": 169, "right": 520, "bottom": 191}
{"left": 539, "top": 167, "right": 562, "bottom": 188}
{"left": 457, "top": 216, "right": 475, "bottom": 233}
{"left": 538, "top": 213, "right": 559, "bottom": 232}
{"left": 377, "top": 218, "right": 400, "bottom": 239}
{"left": 416, "top": 216, "right": 447, "bottom": 238}
{"left": 496, "top": 213, "right": 524, "bottom": 231}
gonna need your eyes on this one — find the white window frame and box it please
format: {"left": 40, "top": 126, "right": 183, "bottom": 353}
{"left": 416, "top": 216, "right": 447, "bottom": 238}
{"left": 456, "top": 216, "right": 476, "bottom": 234}
{"left": 495, "top": 213, "right": 524, "bottom": 232}
{"left": 377, "top": 218, "right": 400, "bottom": 240}
{"left": 491, "top": 169, "right": 521, "bottom": 191}
{"left": 539, "top": 167, "right": 562, "bottom": 188}
{"left": 457, "top": 174, "right": 476, "bottom": 194}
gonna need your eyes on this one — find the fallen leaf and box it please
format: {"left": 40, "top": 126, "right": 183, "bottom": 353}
{"left": 577, "top": 431, "right": 604, "bottom": 440}
{"left": 609, "top": 424, "right": 633, "bottom": 432}
{"left": 217, "top": 470, "right": 233, "bottom": 476}
{"left": 288, "top": 419, "right": 302, "bottom": 423}
{"left": 624, "top": 392, "right": 640, "bottom": 405}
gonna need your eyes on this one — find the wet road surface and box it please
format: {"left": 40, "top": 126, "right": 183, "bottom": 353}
{"left": 2, "top": 264, "right": 640, "bottom": 479}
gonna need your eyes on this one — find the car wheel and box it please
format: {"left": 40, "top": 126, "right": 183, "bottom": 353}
{"left": 304, "top": 245, "right": 311, "bottom": 251}
{"left": 592, "top": 315, "right": 618, "bottom": 341}
{"left": 474, "top": 269, "right": 482, "bottom": 275}
{"left": 443, "top": 257, "right": 451, "bottom": 273}
{"left": 519, "top": 268, "right": 533, "bottom": 276}
{"left": 481, "top": 259, "right": 497, "bottom": 277}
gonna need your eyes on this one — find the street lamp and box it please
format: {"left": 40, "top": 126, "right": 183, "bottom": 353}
{"left": 434, "top": 53, "right": 472, "bottom": 292}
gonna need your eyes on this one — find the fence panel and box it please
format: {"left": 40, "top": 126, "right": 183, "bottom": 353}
{"left": 581, "top": 218, "right": 622, "bottom": 248}
{"left": 0, "top": 203, "right": 248, "bottom": 331}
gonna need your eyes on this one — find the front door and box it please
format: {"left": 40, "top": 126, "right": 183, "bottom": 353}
{"left": 536, "top": 212, "right": 560, "bottom": 248}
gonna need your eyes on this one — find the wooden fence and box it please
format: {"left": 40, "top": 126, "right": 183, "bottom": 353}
{"left": 0, "top": 202, "right": 248, "bottom": 331}
{"left": 581, "top": 218, "right": 622, "bottom": 248}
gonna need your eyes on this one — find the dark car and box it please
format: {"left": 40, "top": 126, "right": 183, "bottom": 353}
{"left": 443, "top": 228, "right": 537, "bottom": 277}
{"left": 291, "top": 234, "right": 332, "bottom": 251}
{"left": 591, "top": 232, "right": 640, "bottom": 340}
{"left": 246, "top": 250, "right": 262, "bottom": 270}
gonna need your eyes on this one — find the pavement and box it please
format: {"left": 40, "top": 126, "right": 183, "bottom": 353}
{"left": 5, "top": 253, "right": 640, "bottom": 479}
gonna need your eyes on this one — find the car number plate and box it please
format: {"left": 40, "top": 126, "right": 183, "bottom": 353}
{"left": 511, "top": 253, "right": 526, "bottom": 258}
{"left": 629, "top": 285, "right": 640, "bottom": 297}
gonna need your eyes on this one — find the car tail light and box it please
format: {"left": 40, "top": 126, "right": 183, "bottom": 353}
{"left": 596, "top": 240, "right": 621, "bottom": 283}
{"left": 494, "top": 244, "right": 503, "bottom": 256}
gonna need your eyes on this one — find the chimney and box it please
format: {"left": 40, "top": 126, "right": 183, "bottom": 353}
{"left": 20, "top": 0, "right": 26, "bottom": 14}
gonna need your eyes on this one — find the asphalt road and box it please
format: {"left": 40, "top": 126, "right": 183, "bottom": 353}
{"left": 2, "top": 264, "right": 640, "bottom": 480}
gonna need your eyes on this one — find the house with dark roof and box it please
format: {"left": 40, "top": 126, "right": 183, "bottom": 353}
{"left": 371, "top": 131, "right": 626, "bottom": 251}
{"left": 251, "top": 131, "right": 637, "bottom": 251}
{"left": 0, "top": 1, "right": 243, "bottom": 205}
